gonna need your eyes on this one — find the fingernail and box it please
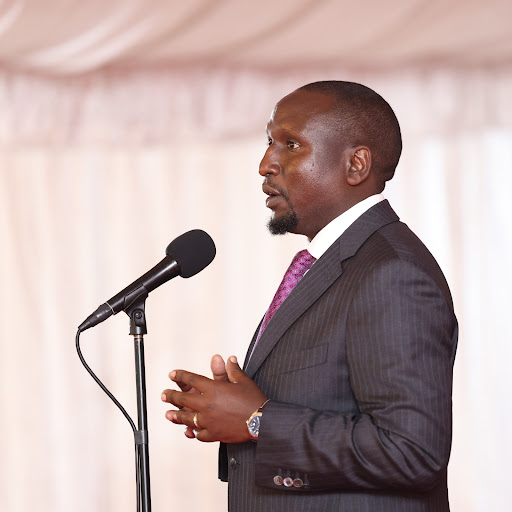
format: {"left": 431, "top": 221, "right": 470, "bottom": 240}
{"left": 229, "top": 355, "right": 238, "bottom": 364}
{"left": 169, "top": 371, "right": 176, "bottom": 380}
{"left": 161, "top": 393, "right": 166, "bottom": 402}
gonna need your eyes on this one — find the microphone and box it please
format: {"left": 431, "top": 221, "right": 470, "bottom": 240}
{"left": 78, "top": 229, "right": 216, "bottom": 332}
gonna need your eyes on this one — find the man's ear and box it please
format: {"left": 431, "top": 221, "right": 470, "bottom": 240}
{"left": 346, "top": 147, "right": 371, "bottom": 186}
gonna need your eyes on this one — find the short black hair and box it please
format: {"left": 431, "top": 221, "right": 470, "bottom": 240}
{"left": 298, "top": 81, "right": 402, "bottom": 191}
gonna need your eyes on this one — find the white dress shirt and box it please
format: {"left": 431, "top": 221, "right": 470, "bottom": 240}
{"left": 308, "top": 194, "right": 385, "bottom": 260}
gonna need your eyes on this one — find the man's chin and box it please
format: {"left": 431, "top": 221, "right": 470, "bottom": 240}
{"left": 267, "top": 211, "right": 298, "bottom": 235}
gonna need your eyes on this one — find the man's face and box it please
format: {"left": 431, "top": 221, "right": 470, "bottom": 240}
{"left": 259, "top": 89, "right": 351, "bottom": 240}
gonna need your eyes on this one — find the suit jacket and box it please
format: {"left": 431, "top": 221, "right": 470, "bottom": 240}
{"left": 219, "top": 200, "right": 458, "bottom": 511}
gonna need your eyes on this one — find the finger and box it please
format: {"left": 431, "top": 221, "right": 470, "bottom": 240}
{"left": 226, "top": 355, "right": 247, "bottom": 384}
{"left": 211, "top": 354, "right": 228, "bottom": 382}
{"left": 167, "top": 370, "right": 194, "bottom": 393}
{"left": 165, "top": 411, "right": 204, "bottom": 439}
{"left": 168, "top": 409, "right": 205, "bottom": 430}
{"left": 161, "top": 391, "right": 196, "bottom": 413}
{"left": 165, "top": 388, "right": 204, "bottom": 411}
{"left": 169, "top": 370, "right": 212, "bottom": 393}
{"left": 176, "top": 381, "right": 194, "bottom": 393}
{"left": 161, "top": 389, "right": 182, "bottom": 405}
{"left": 165, "top": 409, "right": 183, "bottom": 424}
{"left": 195, "top": 429, "right": 217, "bottom": 443}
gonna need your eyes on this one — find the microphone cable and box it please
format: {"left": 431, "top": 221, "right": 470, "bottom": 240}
{"left": 75, "top": 329, "right": 142, "bottom": 512}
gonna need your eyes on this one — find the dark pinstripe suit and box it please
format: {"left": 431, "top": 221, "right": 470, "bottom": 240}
{"left": 219, "top": 200, "right": 458, "bottom": 511}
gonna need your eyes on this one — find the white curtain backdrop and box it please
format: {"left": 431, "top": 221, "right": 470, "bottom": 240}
{"left": 1, "top": 64, "right": 511, "bottom": 511}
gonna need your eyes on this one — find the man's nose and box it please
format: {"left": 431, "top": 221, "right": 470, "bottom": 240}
{"left": 259, "top": 147, "right": 281, "bottom": 177}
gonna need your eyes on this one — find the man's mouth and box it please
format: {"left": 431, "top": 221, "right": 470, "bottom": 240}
{"left": 262, "top": 183, "right": 285, "bottom": 209}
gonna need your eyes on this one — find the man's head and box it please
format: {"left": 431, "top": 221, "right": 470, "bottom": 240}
{"left": 259, "top": 80, "right": 402, "bottom": 240}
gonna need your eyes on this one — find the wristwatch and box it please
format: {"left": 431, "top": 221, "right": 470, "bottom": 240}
{"left": 246, "top": 399, "right": 270, "bottom": 441}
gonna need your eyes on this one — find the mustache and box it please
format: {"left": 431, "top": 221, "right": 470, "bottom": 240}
{"left": 264, "top": 180, "right": 291, "bottom": 202}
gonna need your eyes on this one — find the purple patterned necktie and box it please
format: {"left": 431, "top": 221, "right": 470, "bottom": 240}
{"left": 254, "top": 249, "right": 316, "bottom": 347}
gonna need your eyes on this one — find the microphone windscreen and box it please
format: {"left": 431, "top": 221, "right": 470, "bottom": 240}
{"left": 166, "top": 229, "right": 216, "bottom": 278}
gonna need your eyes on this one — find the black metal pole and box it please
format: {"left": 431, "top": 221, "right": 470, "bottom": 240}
{"left": 129, "top": 305, "right": 151, "bottom": 512}
{"left": 134, "top": 334, "right": 151, "bottom": 512}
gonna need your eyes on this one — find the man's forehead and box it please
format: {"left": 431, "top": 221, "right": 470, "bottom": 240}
{"left": 281, "top": 89, "right": 336, "bottom": 109}
{"left": 266, "top": 89, "right": 337, "bottom": 131}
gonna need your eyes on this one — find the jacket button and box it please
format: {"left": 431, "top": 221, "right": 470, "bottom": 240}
{"left": 283, "top": 477, "right": 293, "bottom": 487}
{"left": 273, "top": 475, "right": 283, "bottom": 486}
{"left": 293, "top": 478, "right": 304, "bottom": 488}
{"left": 229, "top": 457, "right": 238, "bottom": 469}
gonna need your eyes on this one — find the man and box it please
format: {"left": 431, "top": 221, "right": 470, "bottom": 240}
{"left": 161, "top": 81, "right": 458, "bottom": 511}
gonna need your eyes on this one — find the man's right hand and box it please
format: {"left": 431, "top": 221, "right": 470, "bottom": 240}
{"left": 168, "top": 354, "right": 229, "bottom": 439}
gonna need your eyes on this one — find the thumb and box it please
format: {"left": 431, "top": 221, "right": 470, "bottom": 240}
{"left": 226, "top": 355, "right": 247, "bottom": 384}
{"left": 211, "top": 354, "right": 228, "bottom": 382}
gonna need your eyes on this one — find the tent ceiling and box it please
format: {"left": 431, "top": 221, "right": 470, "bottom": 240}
{"left": 0, "top": 0, "right": 511, "bottom": 75}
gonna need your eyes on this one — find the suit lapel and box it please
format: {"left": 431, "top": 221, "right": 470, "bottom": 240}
{"left": 245, "top": 200, "right": 399, "bottom": 379}
{"left": 243, "top": 318, "right": 263, "bottom": 369}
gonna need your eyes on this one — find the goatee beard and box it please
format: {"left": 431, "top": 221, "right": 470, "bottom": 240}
{"left": 267, "top": 210, "right": 298, "bottom": 235}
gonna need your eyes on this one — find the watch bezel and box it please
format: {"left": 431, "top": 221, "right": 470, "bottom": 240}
{"left": 246, "top": 411, "right": 262, "bottom": 440}
{"left": 246, "top": 399, "right": 270, "bottom": 441}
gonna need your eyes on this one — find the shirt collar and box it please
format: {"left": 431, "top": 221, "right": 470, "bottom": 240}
{"left": 308, "top": 194, "right": 385, "bottom": 259}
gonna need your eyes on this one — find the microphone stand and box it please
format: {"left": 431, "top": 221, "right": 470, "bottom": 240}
{"left": 126, "top": 296, "right": 152, "bottom": 512}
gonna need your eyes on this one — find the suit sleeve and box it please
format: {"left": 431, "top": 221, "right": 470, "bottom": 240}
{"left": 253, "top": 258, "right": 458, "bottom": 492}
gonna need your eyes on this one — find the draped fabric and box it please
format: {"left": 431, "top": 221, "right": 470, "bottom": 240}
{"left": 0, "top": 0, "right": 511, "bottom": 73}
{"left": 1, "top": 2, "right": 511, "bottom": 512}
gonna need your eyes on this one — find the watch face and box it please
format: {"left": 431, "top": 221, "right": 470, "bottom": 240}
{"left": 248, "top": 415, "right": 261, "bottom": 437}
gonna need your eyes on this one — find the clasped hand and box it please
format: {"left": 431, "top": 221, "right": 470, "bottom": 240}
{"left": 161, "top": 355, "right": 267, "bottom": 443}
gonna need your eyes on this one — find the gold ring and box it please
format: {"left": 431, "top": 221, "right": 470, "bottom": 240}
{"left": 193, "top": 413, "right": 200, "bottom": 429}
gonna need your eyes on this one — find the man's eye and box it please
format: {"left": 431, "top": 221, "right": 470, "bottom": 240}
{"left": 287, "top": 140, "right": 300, "bottom": 149}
